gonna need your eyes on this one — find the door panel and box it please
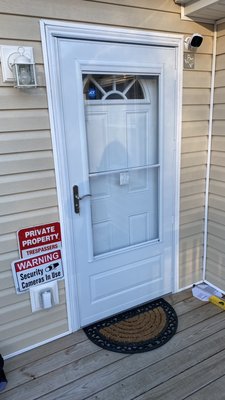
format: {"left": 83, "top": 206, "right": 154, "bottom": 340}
{"left": 90, "top": 167, "right": 158, "bottom": 255}
{"left": 57, "top": 38, "right": 176, "bottom": 326}
{"left": 90, "top": 255, "right": 163, "bottom": 302}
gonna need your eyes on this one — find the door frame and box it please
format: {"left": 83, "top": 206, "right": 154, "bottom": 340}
{"left": 40, "top": 19, "right": 183, "bottom": 332}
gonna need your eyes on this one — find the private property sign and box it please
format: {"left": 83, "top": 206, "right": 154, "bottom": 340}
{"left": 11, "top": 249, "right": 64, "bottom": 293}
{"left": 17, "top": 222, "right": 61, "bottom": 257}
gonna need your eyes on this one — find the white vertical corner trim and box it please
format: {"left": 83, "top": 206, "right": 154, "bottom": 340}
{"left": 173, "top": 44, "right": 183, "bottom": 293}
{"left": 40, "top": 19, "right": 183, "bottom": 331}
{"left": 202, "top": 23, "right": 217, "bottom": 280}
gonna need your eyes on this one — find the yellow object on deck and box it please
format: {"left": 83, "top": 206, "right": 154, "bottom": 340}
{"left": 209, "top": 295, "right": 225, "bottom": 310}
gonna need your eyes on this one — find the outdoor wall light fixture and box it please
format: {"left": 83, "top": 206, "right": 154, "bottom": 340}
{"left": 0, "top": 45, "right": 37, "bottom": 88}
{"left": 9, "top": 47, "right": 37, "bottom": 88}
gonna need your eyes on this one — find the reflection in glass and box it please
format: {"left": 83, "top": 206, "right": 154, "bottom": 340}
{"left": 83, "top": 75, "right": 145, "bottom": 100}
{"left": 83, "top": 74, "right": 159, "bottom": 255}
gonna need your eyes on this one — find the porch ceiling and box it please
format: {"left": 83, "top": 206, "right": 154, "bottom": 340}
{"left": 175, "top": 0, "right": 225, "bottom": 22}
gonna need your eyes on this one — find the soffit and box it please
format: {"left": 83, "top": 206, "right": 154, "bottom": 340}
{"left": 175, "top": 0, "right": 225, "bottom": 22}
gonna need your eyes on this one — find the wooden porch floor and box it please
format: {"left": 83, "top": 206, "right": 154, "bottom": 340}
{"left": 2, "top": 289, "right": 225, "bottom": 400}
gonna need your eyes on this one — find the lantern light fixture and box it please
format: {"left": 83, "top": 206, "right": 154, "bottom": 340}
{"left": 0, "top": 45, "right": 37, "bottom": 88}
{"left": 9, "top": 47, "right": 37, "bottom": 88}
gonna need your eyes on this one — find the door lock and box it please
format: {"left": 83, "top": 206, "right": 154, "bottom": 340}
{"left": 73, "top": 185, "right": 92, "bottom": 214}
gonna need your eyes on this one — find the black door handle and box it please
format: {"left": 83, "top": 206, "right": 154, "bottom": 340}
{"left": 73, "top": 185, "right": 92, "bottom": 214}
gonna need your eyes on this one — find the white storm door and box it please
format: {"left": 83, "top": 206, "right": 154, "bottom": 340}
{"left": 57, "top": 38, "right": 177, "bottom": 326}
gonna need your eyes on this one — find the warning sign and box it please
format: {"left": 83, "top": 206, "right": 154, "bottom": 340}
{"left": 11, "top": 249, "right": 64, "bottom": 293}
{"left": 17, "top": 222, "right": 61, "bottom": 258}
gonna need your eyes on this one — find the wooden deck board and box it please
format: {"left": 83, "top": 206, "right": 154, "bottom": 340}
{"left": 185, "top": 375, "right": 225, "bottom": 400}
{"left": 6, "top": 339, "right": 102, "bottom": 390}
{"left": 5, "top": 329, "right": 87, "bottom": 372}
{"left": 87, "top": 329, "right": 225, "bottom": 400}
{"left": 2, "top": 290, "right": 225, "bottom": 400}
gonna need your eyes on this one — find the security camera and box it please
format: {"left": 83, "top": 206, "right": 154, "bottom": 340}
{"left": 184, "top": 34, "right": 203, "bottom": 50}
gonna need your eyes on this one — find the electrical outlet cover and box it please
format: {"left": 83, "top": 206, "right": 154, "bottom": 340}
{"left": 30, "top": 281, "right": 59, "bottom": 312}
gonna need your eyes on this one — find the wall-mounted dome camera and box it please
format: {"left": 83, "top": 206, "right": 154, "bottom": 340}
{"left": 184, "top": 34, "right": 203, "bottom": 50}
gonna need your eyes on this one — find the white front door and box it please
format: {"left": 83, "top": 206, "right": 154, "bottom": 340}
{"left": 56, "top": 37, "right": 177, "bottom": 326}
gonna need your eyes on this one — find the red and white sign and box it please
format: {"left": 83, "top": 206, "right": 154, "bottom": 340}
{"left": 12, "top": 249, "right": 64, "bottom": 293}
{"left": 17, "top": 222, "right": 61, "bottom": 258}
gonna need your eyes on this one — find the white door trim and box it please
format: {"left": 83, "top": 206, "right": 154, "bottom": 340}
{"left": 40, "top": 20, "right": 183, "bottom": 332}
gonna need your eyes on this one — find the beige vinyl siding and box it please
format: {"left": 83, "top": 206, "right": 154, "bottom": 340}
{"left": 0, "top": 0, "right": 213, "bottom": 356}
{"left": 180, "top": 69, "right": 210, "bottom": 286}
{"left": 206, "top": 22, "right": 225, "bottom": 290}
{"left": 0, "top": 8, "right": 69, "bottom": 354}
{"left": 181, "top": 43, "right": 211, "bottom": 287}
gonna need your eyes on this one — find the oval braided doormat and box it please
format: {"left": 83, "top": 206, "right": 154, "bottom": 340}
{"left": 83, "top": 298, "right": 178, "bottom": 354}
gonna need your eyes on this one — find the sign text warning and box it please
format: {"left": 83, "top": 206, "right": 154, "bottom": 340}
{"left": 12, "top": 250, "right": 64, "bottom": 293}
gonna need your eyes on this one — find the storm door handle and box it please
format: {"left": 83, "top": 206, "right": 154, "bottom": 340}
{"left": 73, "top": 185, "right": 92, "bottom": 214}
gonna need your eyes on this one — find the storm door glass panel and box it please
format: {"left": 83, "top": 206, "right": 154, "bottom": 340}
{"left": 83, "top": 75, "right": 159, "bottom": 256}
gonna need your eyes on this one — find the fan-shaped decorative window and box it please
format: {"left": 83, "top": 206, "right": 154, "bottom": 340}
{"left": 83, "top": 75, "right": 145, "bottom": 101}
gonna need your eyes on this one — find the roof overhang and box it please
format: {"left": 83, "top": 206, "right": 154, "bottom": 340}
{"left": 175, "top": 0, "right": 225, "bottom": 23}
